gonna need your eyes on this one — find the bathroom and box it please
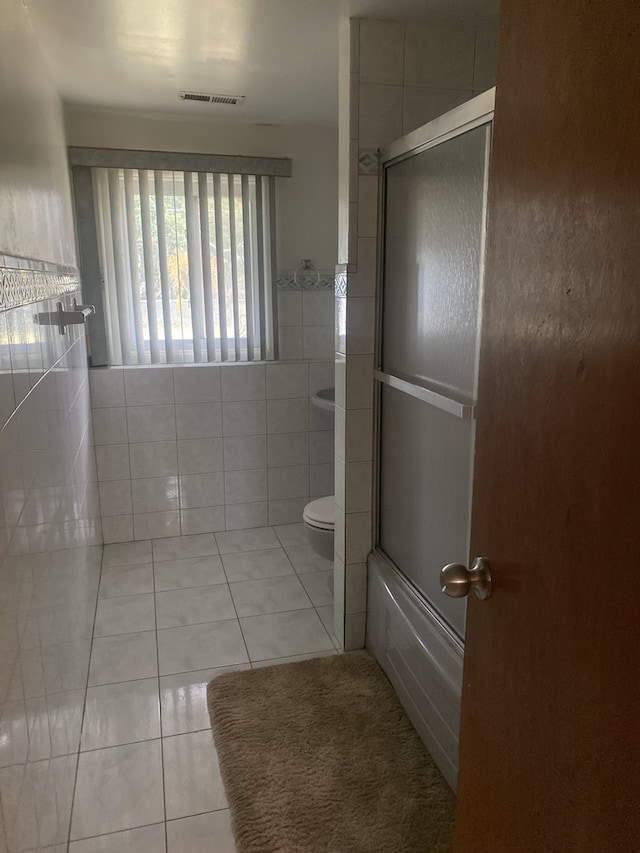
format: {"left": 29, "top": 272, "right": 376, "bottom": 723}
{"left": 0, "top": 1, "right": 498, "bottom": 850}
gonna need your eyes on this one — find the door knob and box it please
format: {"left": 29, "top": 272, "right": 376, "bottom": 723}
{"left": 440, "top": 557, "right": 491, "bottom": 600}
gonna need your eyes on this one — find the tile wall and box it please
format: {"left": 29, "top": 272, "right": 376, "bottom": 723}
{"left": 91, "top": 288, "right": 335, "bottom": 543}
{"left": 0, "top": 282, "right": 102, "bottom": 850}
{"left": 334, "top": 19, "right": 498, "bottom": 650}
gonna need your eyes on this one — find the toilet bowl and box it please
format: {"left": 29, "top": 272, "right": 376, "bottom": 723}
{"left": 302, "top": 496, "right": 334, "bottom": 562}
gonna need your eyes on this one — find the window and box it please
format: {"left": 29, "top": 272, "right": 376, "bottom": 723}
{"left": 70, "top": 149, "right": 291, "bottom": 366}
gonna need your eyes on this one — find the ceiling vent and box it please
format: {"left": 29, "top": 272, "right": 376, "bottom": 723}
{"left": 179, "top": 91, "right": 246, "bottom": 106}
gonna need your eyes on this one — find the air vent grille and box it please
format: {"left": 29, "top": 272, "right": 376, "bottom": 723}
{"left": 179, "top": 91, "right": 246, "bottom": 106}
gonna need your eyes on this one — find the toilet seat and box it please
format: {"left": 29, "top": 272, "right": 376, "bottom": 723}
{"left": 302, "top": 496, "right": 334, "bottom": 531}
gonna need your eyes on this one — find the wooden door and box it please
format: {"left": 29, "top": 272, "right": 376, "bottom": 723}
{"left": 455, "top": 0, "right": 640, "bottom": 849}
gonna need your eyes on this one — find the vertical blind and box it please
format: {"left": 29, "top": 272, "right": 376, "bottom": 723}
{"left": 92, "top": 168, "right": 278, "bottom": 365}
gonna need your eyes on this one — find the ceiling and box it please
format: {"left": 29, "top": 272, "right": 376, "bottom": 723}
{"left": 26, "top": 0, "right": 498, "bottom": 127}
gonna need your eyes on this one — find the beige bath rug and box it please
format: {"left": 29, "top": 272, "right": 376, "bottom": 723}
{"left": 207, "top": 651, "right": 455, "bottom": 852}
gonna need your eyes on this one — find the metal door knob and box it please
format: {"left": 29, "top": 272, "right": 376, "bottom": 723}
{"left": 440, "top": 557, "right": 491, "bottom": 600}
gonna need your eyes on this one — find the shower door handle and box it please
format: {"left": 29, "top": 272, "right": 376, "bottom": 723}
{"left": 440, "top": 557, "right": 491, "bottom": 600}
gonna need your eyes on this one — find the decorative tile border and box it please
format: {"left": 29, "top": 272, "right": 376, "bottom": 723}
{"left": 358, "top": 148, "right": 380, "bottom": 175}
{"left": 0, "top": 267, "right": 80, "bottom": 312}
{"left": 335, "top": 271, "right": 347, "bottom": 297}
{"left": 276, "top": 271, "right": 335, "bottom": 291}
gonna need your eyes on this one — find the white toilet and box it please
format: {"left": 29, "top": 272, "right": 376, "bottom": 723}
{"left": 302, "top": 496, "right": 334, "bottom": 562}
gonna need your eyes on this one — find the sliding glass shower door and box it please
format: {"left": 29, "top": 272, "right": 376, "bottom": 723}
{"left": 375, "top": 99, "right": 492, "bottom": 641}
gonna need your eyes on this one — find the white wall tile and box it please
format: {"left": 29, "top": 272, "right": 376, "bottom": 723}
{"left": 303, "top": 326, "right": 335, "bottom": 361}
{"left": 358, "top": 83, "right": 403, "bottom": 148}
{"left": 346, "top": 297, "right": 375, "bottom": 355}
{"left": 404, "top": 24, "right": 475, "bottom": 89}
{"left": 345, "top": 562, "right": 367, "bottom": 614}
{"left": 132, "top": 476, "right": 179, "bottom": 514}
{"left": 268, "top": 498, "right": 308, "bottom": 527}
{"left": 278, "top": 326, "right": 303, "bottom": 360}
{"left": 277, "top": 291, "right": 302, "bottom": 326}
{"left": 268, "top": 465, "right": 309, "bottom": 501}
{"left": 224, "top": 469, "right": 268, "bottom": 505}
{"left": 180, "top": 507, "right": 226, "bottom": 535}
{"left": 266, "top": 363, "right": 308, "bottom": 400}
{"left": 267, "top": 432, "right": 309, "bottom": 468}
{"left": 310, "top": 430, "right": 334, "bottom": 465}
{"left": 309, "top": 362, "right": 335, "bottom": 396}
{"left": 127, "top": 406, "right": 176, "bottom": 443}
{"left": 179, "top": 473, "right": 225, "bottom": 508}
{"left": 310, "top": 462, "right": 334, "bottom": 498}
{"left": 129, "top": 441, "right": 178, "bottom": 478}
{"left": 344, "top": 611, "right": 366, "bottom": 651}
{"left": 93, "top": 408, "right": 128, "bottom": 446}
{"left": 402, "top": 86, "right": 471, "bottom": 136}
{"left": 357, "top": 176, "right": 378, "bottom": 238}
{"left": 345, "top": 460, "right": 373, "bottom": 513}
{"left": 221, "top": 401, "right": 266, "bottom": 437}
{"left": 89, "top": 369, "right": 125, "bottom": 408}
{"left": 173, "top": 365, "right": 221, "bottom": 403}
{"left": 95, "top": 444, "right": 130, "bottom": 482}
{"left": 176, "top": 403, "right": 222, "bottom": 440}
{"left": 309, "top": 405, "right": 334, "bottom": 432}
{"left": 345, "top": 512, "right": 372, "bottom": 564}
{"left": 359, "top": 19, "right": 405, "bottom": 85}
{"left": 225, "top": 502, "right": 268, "bottom": 531}
{"left": 223, "top": 435, "right": 267, "bottom": 471}
{"left": 220, "top": 364, "right": 265, "bottom": 402}
{"left": 134, "top": 511, "right": 180, "bottom": 540}
{"left": 124, "top": 367, "right": 174, "bottom": 406}
{"left": 99, "top": 481, "right": 132, "bottom": 517}
{"left": 178, "top": 438, "right": 224, "bottom": 474}
{"left": 266, "top": 398, "right": 308, "bottom": 434}
{"left": 302, "top": 292, "right": 335, "bottom": 326}
{"left": 346, "top": 355, "right": 374, "bottom": 409}
{"left": 345, "top": 408, "right": 374, "bottom": 462}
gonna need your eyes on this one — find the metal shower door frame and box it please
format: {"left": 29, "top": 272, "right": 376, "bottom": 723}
{"left": 371, "top": 88, "right": 496, "bottom": 644}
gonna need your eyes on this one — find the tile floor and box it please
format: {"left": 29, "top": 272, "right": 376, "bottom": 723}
{"left": 0, "top": 524, "right": 336, "bottom": 852}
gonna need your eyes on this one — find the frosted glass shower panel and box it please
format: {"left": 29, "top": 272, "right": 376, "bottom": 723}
{"left": 378, "top": 384, "right": 474, "bottom": 639}
{"left": 382, "top": 126, "right": 488, "bottom": 402}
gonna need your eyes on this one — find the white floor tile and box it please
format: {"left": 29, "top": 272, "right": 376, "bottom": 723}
{"left": 157, "top": 620, "right": 249, "bottom": 675}
{"left": 160, "top": 665, "right": 249, "bottom": 737}
{"left": 251, "top": 649, "right": 337, "bottom": 668}
{"left": 102, "top": 541, "right": 152, "bottom": 568}
{"left": 30, "top": 640, "right": 92, "bottom": 697}
{"left": 153, "top": 556, "right": 226, "bottom": 591}
{"left": 284, "top": 544, "right": 334, "bottom": 574}
{"left": 98, "top": 564, "right": 154, "bottom": 598}
{"left": 29, "top": 603, "right": 95, "bottom": 647}
{"left": 88, "top": 632, "right": 158, "bottom": 686}
{"left": 240, "top": 609, "right": 334, "bottom": 661}
{"left": 299, "top": 571, "right": 334, "bottom": 607}
{"left": 93, "top": 594, "right": 156, "bottom": 637}
{"left": 273, "top": 522, "right": 307, "bottom": 547}
{"left": 163, "top": 730, "right": 227, "bottom": 819}
{"left": 152, "top": 533, "right": 218, "bottom": 562}
{"left": 166, "top": 810, "right": 237, "bottom": 853}
{"left": 71, "top": 740, "right": 164, "bottom": 839}
{"left": 215, "top": 526, "right": 280, "bottom": 554}
{"left": 221, "top": 548, "right": 294, "bottom": 583}
{"left": 69, "top": 822, "right": 166, "bottom": 852}
{"left": 230, "top": 576, "right": 312, "bottom": 617}
{"left": 155, "top": 586, "right": 236, "bottom": 629}
{"left": 0, "top": 754, "right": 77, "bottom": 851}
{"left": 81, "top": 678, "right": 161, "bottom": 751}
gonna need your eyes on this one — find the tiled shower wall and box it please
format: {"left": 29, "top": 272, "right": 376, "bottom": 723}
{"left": 334, "top": 18, "right": 498, "bottom": 650}
{"left": 91, "top": 288, "right": 334, "bottom": 543}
